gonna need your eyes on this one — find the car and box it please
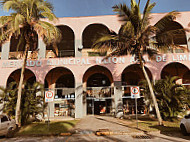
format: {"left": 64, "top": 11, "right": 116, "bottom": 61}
{"left": 0, "top": 114, "right": 16, "bottom": 138}
{"left": 180, "top": 114, "right": 190, "bottom": 135}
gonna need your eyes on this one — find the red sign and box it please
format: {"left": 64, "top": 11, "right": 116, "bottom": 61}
{"left": 131, "top": 87, "right": 140, "bottom": 99}
{"left": 45, "top": 91, "right": 54, "bottom": 102}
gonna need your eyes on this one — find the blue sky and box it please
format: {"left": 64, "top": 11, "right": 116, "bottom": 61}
{"left": 0, "top": 0, "right": 190, "bottom": 17}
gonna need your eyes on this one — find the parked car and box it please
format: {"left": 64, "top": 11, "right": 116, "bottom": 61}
{"left": 0, "top": 114, "right": 16, "bottom": 137}
{"left": 180, "top": 114, "right": 190, "bottom": 135}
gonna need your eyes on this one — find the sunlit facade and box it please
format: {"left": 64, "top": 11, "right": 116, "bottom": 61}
{"left": 0, "top": 12, "right": 190, "bottom": 118}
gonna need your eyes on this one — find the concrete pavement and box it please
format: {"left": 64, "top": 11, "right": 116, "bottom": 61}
{"left": 1, "top": 115, "right": 190, "bottom": 142}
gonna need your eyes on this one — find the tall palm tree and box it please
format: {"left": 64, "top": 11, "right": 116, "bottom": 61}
{"left": 93, "top": 0, "right": 185, "bottom": 125}
{"left": 0, "top": 0, "right": 61, "bottom": 126}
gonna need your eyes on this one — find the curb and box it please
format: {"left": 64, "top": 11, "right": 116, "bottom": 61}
{"left": 60, "top": 133, "right": 72, "bottom": 136}
{"left": 95, "top": 130, "right": 161, "bottom": 136}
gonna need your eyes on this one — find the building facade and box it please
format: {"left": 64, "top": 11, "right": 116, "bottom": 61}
{"left": 0, "top": 12, "right": 190, "bottom": 118}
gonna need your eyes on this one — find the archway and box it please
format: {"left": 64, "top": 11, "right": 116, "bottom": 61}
{"left": 83, "top": 65, "right": 113, "bottom": 115}
{"left": 7, "top": 68, "right": 36, "bottom": 87}
{"left": 82, "top": 24, "right": 110, "bottom": 56}
{"left": 161, "top": 62, "right": 189, "bottom": 84}
{"left": 44, "top": 67, "right": 75, "bottom": 117}
{"left": 46, "top": 25, "right": 75, "bottom": 58}
{"left": 156, "top": 21, "right": 187, "bottom": 53}
{"left": 121, "top": 64, "right": 153, "bottom": 114}
{"left": 10, "top": 30, "right": 38, "bottom": 59}
{"left": 87, "top": 73, "right": 111, "bottom": 87}
{"left": 122, "top": 64, "right": 152, "bottom": 86}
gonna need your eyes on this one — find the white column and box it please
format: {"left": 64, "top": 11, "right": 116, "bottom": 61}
{"left": 38, "top": 39, "right": 46, "bottom": 59}
{"left": 114, "top": 81, "right": 123, "bottom": 113}
{"left": 75, "top": 82, "right": 84, "bottom": 118}
{"left": 75, "top": 37, "right": 82, "bottom": 57}
{"left": 186, "top": 33, "right": 190, "bottom": 52}
{"left": 1, "top": 41, "right": 10, "bottom": 60}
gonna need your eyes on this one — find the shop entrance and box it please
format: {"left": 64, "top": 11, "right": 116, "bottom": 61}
{"left": 87, "top": 98, "right": 112, "bottom": 115}
{"left": 44, "top": 67, "right": 75, "bottom": 118}
{"left": 83, "top": 65, "right": 114, "bottom": 116}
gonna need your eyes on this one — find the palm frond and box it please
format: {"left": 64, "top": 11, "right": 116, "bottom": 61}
{"left": 34, "top": 20, "right": 61, "bottom": 44}
{"left": 154, "top": 11, "right": 179, "bottom": 32}
{"left": 3, "top": 0, "right": 21, "bottom": 12}
{"left": 141, "top": 0, "right": 156, "bottom": 30}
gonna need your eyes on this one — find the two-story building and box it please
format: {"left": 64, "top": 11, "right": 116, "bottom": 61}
{"left": 0, "top": 12, "right": 190, "bottom": 118}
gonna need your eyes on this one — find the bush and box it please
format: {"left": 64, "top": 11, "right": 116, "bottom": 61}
{"left": 1, "top": 81, "right": 45, "bottom": 125}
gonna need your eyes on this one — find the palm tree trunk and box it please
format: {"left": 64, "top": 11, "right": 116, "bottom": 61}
{"left": 15, "top": 44, "right": 29, "bottom": 127}
{"left": 138, "top": 51, "right": 163, "bottom": 125}
{"left": 139, "top": 60, "right": 163, "bottom": 125}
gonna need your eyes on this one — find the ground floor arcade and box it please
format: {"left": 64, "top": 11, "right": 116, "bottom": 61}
{"left": 0, "top": 54, "right": 190, "bottom": 118}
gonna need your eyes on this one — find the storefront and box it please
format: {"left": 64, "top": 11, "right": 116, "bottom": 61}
{"left": 0, "top": 12, "right": 190, "bottom": 118}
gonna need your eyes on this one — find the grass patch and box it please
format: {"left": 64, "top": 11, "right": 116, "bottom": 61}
{"left": 17, "top": 120, "right": 79, "bottom": 136}
{"left": 121, "top": 116, "right": 180, "bottom": 133}
{"left": 138, "top": 120, "right": 180, "bottom": 132}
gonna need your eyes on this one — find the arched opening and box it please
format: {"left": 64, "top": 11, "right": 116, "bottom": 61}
{"left": 122, "top": 64, "right": 152, "bottom": 86}
{"left": 7, "top": 68, "right": 36, "bottom": 87}
{"left": 156, "top": 21, "right": 187, "bottom": 53}
{"left": 9, "top": 30, "right": 38, "bottom": 59}
{"left": 87, "top": 73, "right": 111, "bottom": 87}
{"left": 46, "top": 25, "right": 75, "bottom": 58}
{"left": 183, "top": 71, "right": 190, "bottom": 89}
{"left": 82, "top": 24, "right": 110, "bottom": 56}
{"left": 83, "top": 65, "right": 114, "bottom": 115}
{"left": 161, "top": 62, "right": 189, "bottom": 84}
{"left": 44, "top": 67, "right": 75, "bottom": 117}
{"left": 83, "top": 65, "right": 113, "bottom": 87}
{"left": 121, "top": 64, "right": 153, "bottom": 115}
{"left": 6, "top": 68, "right": 36, "bottom": 94}
{"left": 183, "top": 71, "right": 190, "bottom": 84}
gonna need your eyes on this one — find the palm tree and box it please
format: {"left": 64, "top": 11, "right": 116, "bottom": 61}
{"left": 141, "top": 76, "right": 190, "bottom": 121}
{"left": 154, "top": 76, "right": 190, "bottom": 120}
{"left": 1, "top": 81, "right": 44, "bottom": 125}
{"left": 92, "top": 0, "right": 185, "bottom": 125}
{"left": 0, "top": 0, "right": 61, "bottom": 126}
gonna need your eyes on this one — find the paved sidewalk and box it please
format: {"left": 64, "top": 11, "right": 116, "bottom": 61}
{"left": 73, "top": 115, "right": 137, "bottom": 134}
{"left": 1, "top": 115, "right": 190, "bottom": 142}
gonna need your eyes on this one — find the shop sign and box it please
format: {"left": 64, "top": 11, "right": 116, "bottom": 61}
{"left": 45, "top": 90, "right": 54, "bottom": 102}
{"left": 2, "top": 54, "right": 190, "bottom": 68}
{"left": 2, "top": 60, "right": 42, "bottom": 68}
{"left": 131, "top": 87, "right": 140, "bottom": 99}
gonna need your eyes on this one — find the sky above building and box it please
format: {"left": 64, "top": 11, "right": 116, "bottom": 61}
{"left": 0, "top": 0, "right": 190, "bottom": 17}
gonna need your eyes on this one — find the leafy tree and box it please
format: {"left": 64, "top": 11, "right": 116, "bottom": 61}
{"left": 0, "top": 0, "right": 61, "bottom": 126}
{"left": 154, "top": 76, "right": 190, "bottom": 120}
{"left": 92, "top": 0, "right": 184, "bottom": 125}
{"left": 141, "top": 76, "right": 190, "bottom": 121}
{"left": 1, "top": 81, "right": 44, "bottom": 125}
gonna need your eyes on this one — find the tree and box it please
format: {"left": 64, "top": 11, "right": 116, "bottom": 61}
{"left": 92, "top": 0, "right": 184, "bottom": 125}
{"left": 1, "top": 81, "right": 44, "bottom": 125}
{"left": 141, "top": 76, "right": 190, "bottom": 121}
{"left": 0, "top": 0, "right": 61, "bottom": 126}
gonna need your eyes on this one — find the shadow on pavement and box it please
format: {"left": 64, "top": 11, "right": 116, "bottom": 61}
{"left": 95, "top": 116, "right": 147, "bottom": 133}
{"left": 95, "top": 116, "right": 190, "bottom": 142}
{"left": 149, "top": 125, "right": 190, "bottom": 141}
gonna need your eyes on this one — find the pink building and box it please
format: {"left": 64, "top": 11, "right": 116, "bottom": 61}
{"left": 0, "top": 12, "right": 189, "bottom": 118}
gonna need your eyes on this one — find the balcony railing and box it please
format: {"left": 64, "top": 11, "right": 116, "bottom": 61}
{"left": 84, "top": 87, "right": 114, "bottom": 99}
{"left": 45, "top": 88, "right": 75, "bottom": 100}
{"left": 46, "top": 50, "right": 75, "bottom": 58}
{"left": 58, "top": 50, "right": 75, "bottom": 57}
{"left": 9, "top": 51, "right": 38, "bottom": 60}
